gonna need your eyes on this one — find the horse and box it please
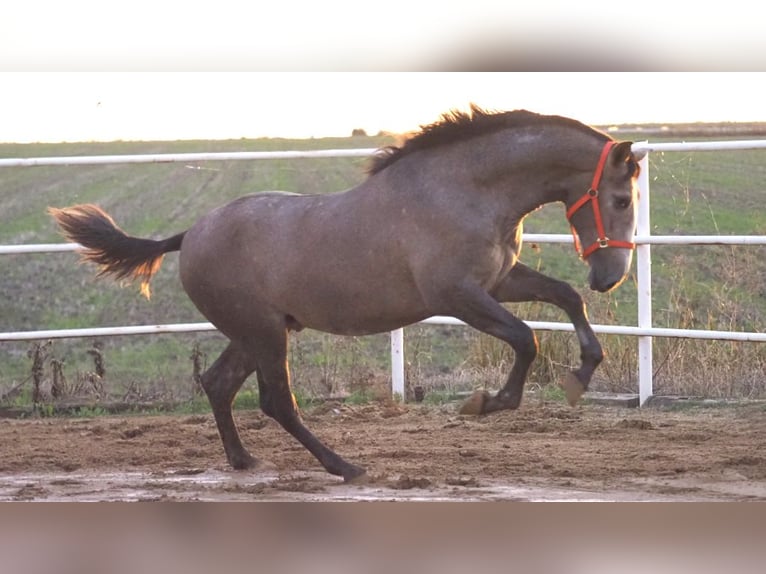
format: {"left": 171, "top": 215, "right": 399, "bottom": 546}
{"left": 49, "top": 106, "right": 643, "bottom": 482}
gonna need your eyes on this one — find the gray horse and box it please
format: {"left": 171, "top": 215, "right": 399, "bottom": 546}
{"left": 50, "top": 106, "right": 642, "bottom": 482}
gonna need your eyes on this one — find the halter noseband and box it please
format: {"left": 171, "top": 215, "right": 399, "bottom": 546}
{"left": 566, "top": 140, "right": 636, "bottom": 259}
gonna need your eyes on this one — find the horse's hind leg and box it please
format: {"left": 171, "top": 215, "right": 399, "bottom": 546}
{"left": 200, "top": 340, "right": 261, "bottom": 470}
{"left": 252, "top": 326, "right": 366, "bottom": 482}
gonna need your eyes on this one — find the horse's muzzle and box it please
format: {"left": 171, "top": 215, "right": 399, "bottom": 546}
{"left": 588, "top": 264, "right": 628, "bottom": 293}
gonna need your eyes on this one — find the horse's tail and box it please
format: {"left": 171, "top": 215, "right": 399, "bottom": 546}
{"left": 48, "top": 204, "right": 186, "bottom": 299}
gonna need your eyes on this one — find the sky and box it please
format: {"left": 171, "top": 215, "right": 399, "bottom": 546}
{"left": 1, "top": 73, "right": 764, "bottom": 143}
{"left": 5, "top": 1, "right": 766, "bottom": 71}
{"left": 4, "top": 0, "right": 766, "bottom": 143}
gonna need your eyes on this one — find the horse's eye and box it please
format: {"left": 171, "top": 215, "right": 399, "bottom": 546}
{"left": 614, "top": 196, "right": 632, "bottom": 210}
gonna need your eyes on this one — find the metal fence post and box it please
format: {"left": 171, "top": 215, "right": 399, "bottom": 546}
{"left": 391, "top": 328, "right": 405, "bottom": 400}
{"left": 636, "top": 145, "right": 653, "bottom": 405}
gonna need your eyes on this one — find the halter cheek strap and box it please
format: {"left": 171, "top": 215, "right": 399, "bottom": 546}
{"left": 566, "top": 140, "right": 636, "bottom": 259}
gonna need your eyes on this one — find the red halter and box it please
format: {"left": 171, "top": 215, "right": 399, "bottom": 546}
{"left": 566, "top": 140, "right": 636, "bottom": 259}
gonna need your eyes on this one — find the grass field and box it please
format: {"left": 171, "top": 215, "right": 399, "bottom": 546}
{"left": 1, "top": 128, "right": 765, "bottom": 407}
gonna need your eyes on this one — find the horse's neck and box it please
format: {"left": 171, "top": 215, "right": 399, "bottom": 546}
{"left": 361, "top": 127, "right": 601, "bottom": 220}
{"left": 472, "top": 128, "right": 601, "bottom": 214}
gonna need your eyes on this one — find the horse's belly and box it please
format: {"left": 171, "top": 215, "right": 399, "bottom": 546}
{"left": 182, "top": 245, "right": 427, "bottom": 337}
{"left": 296, "top": 310, "right": 430, "bottom": 337}
{"left": 279, "top": 281, "right": 430, "bottom": 336}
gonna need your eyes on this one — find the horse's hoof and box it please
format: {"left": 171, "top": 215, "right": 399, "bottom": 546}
{"left": 459, "top": 390, "right": 489, "bottom": 415}
{"left": 343, "top": 465, "right": 369, "bottom": 484}
{"left": 559, "top": 372, "right": 586, "bottom": 407}
{"left": 230, "top": 453, "right": 275, "bottom": 472}
{"left": 345, "top": 472, "right": 371, "bottom": 485}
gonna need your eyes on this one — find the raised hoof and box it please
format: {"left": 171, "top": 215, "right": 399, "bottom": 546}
{"left": 459, "top": 390, "right": 489, "bottom": 415}
{"left": 559, "top": 372, "right": 586, "bottom": 407}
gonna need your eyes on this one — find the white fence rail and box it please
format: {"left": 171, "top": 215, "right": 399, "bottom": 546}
{"left": 2, "top": 142, "right": 766, "bottom": 405}
{"left": 0, "top": 149, "right": 377, "bottom": 168}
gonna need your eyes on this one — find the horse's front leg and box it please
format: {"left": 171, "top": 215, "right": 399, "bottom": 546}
{"left": 462, "top": 263, "right": 603, "bottom": 413}
{"left": 420, "top": 278, "right": 539, "bottom": 416}
{"left": 497, "top": 262, "right": 603, "bottom": 405}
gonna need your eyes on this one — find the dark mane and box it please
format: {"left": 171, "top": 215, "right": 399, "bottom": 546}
{"left": 367, "top": 105, "right": 608, "bottom": 176}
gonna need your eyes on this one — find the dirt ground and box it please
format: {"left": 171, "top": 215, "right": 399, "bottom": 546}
{"left": 2, "top": 398, "right": 766, "bottom": 501}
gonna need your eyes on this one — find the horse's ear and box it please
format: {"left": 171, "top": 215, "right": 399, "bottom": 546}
{"left": 610, "top": 141, "right": 634, "bottom": 165}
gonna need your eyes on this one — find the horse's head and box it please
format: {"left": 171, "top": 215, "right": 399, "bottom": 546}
{"left": 566, "top": 140, "right": 644, "bottom": 293}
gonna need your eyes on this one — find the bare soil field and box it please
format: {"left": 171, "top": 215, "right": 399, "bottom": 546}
{"left": 1, "top": 399, "right": 766, "bottom": 501}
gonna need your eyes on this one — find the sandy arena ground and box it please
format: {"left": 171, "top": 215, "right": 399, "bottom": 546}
{"left": 1, "top": 399, "right": 766, "bottom": 501}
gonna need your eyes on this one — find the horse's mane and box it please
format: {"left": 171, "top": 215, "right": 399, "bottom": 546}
{"left": 367, "top": 104, "right": 608, "bottom": 176}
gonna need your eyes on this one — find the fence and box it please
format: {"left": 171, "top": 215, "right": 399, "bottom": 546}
{"left": 2, "top": 142, "right": 766, "bottom": 405}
